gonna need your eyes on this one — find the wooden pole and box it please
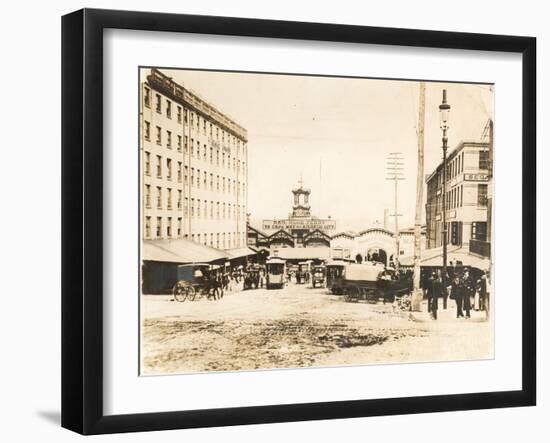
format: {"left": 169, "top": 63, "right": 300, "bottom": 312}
{"left": 412, "top": 82, "right": 426, "bottom": 311}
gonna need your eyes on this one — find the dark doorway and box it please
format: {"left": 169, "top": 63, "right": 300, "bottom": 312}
{"left": 367, "top": 247, "right": 388, "bottom": 266}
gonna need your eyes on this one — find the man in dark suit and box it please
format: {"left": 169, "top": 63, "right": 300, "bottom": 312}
{"left": 462, "top": 269, "right": 474, "bottom": 319}
{"left": 430, "top": 270, "right": 445, "bottom": 320}
{"left": 451, "top": 275, "right": 464, "bottom": 318}
{"left": 426, "top": 272, "right": 436, "bottom": 314}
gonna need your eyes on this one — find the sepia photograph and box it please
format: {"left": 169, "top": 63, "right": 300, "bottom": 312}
{"left": 139, "top": 67, "right": 494, "bottom": 376}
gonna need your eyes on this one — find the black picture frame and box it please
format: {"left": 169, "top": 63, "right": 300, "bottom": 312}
{"left": 62, "top": 8, "right": 536, "bottom": 435}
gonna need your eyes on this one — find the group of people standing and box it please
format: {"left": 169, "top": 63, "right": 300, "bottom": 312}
{"left": 202, "top": 267, "right": 248, "bottom": 293}
{"left": 425, "top": 267, "right": 489, "bottom": 320}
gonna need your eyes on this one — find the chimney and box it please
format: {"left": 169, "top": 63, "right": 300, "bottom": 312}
{"left": 384, "top": 209, "right": 389, "bottom": 229}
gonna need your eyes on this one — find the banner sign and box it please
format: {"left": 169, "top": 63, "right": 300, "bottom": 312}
{"left": 263, "top": 218, "right": 336, "bottom": 231}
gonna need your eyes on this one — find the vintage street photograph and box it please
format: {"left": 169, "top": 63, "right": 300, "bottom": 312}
{"left": 139, "top": 67, "right": 494, "bottom": 375}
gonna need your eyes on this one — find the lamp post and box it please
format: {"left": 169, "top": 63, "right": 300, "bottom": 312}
{"left": 439, "top": 90, "right": 451, "bottom": 296}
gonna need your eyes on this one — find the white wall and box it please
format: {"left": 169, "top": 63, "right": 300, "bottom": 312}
{"left": 0, "top": 1, "right": 545, "bottom": 442}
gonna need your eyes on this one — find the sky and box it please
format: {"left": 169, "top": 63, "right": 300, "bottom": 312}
{"left": 157, "top": 68, "right": 493, "bottom": 232}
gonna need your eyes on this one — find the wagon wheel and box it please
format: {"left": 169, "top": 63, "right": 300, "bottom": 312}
{"left": 343, "top": 289, "right": 351, "bottom": 303}
{"left": 187, "top": 286, "right": 196, "bottom": 301}
{"left": 345, "top": 287, "right": 360, "bottom": 302}
{"left": 173, "top": 281, "right": 187, "bottom": 303}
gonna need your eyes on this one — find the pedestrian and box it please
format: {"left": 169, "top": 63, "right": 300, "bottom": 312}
{"left": 477, "top": 272, "right": 488, "bottom": 312}
{"left": 431, "top": 270, "right": 445, "bottom": 320}
{"left": 426, "top": 272, "right": 436, "bottom": 314}
{"left": 259, "top": 268, "right": 265, "bottom": 288}
{"left": 451, "top": 275, "right": 464, "bottom": 318}
{"left": 442, "top": 271, "right": 450, "bottom": 310}
{"left": 223, "top": 272, "right": 230, "bottom": 292}
{"left": 462, "top": 269, "right": 474, "bottom": 319}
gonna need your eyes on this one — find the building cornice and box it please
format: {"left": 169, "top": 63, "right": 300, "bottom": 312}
{"left": 146, "top": 68, "right": 248, "bottom": 142}
{"left": 426, "top": 140, "right": 489, "bottom": 184}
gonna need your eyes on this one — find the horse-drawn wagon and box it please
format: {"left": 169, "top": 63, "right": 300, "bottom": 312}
{"left": 172, "top": 263, "right": 224, "bottom": 302}
{"left": 342, "top": 263, "right": 411, "bottom": 303}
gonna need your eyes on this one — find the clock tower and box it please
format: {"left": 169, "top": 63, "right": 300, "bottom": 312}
{"left": 292, "top": 179, "right": 311, "bottom": 218}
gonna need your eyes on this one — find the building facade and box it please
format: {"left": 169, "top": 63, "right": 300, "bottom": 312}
{"left": 140, "top": 68, "right": 248, "bottom": 250}
{"left": 260, "top": 182, "right": 336, "bottom": 247}
{"left": 330, "top": 226, "right": 426, "bottom": 266}
{"left": 425, "top": 140, "right": 490, "bottom": 253}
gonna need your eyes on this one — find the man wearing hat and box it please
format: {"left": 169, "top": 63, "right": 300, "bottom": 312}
{"left": 462, "top": 268, "right": 474, "bottom": 319}
{"left": 430, "top": 270, "right": 445, "bottom": 320}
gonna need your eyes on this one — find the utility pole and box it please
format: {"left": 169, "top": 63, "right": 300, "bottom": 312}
{"left": 439, "top": 89, "right": 451, "bottom": 314}
{"left": 386, "top": 152, "right": 404, "bottom": 264}
{"left": 412, "top": 82, "right": 426, "bottom": 311}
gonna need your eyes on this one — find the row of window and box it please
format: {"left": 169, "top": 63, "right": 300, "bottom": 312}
{"left": 431, "top": 220, "right": 487, "bottom": 248}
{"left": 189, "top": 167, "right": 245, "bottom": 197}
{"left": 144, "top": 185, "right": 245, "bottom": 220}
{"left": 447, "top": 152, "right": 464, "bottom": 181}
{"left": 445, "top": 185, "right": 464, "bottom": 210}
{"left": 144, "top": 151, "right": 246, "bottom": 197}
{"left": 434, "top": 149, "right": 490, "bottom": 187}
{"left": 144, "top": 88, "right": 183, "bottom": 123}
{"left": 143, "top": 86, "right": 245, "bottom": 153}
{"left": 143, "top": 215, "right": 245, "bottom": 248}
{"left": 188, "top": 137, "right": 245, "bottom": 173}
{"left": 144, "top": 153, "right": 183, "bottom": 182}
{"left": 143, "top": 121, "right": 246, "bottom": 173}
{"left": 143, "top": 122, "right": 181, "bottom": 151}
{"left": 429, "top": 183, "right": 488, "bottom": 215}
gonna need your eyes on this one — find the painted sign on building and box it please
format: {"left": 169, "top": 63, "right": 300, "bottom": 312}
{"left": 463, "top": 173, "right": 489, "bottom": 181}
{"left": 262, "top": 218, "right": 336, "bottom": 231}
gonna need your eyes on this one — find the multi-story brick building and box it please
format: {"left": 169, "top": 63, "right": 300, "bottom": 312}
{"left": 425, "top": 140, "right": 491, "bottom": 253}
{"left": 140, "top": 68, "right": 248, "bottom": 250}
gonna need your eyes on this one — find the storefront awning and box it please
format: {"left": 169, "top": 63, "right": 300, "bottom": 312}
{"left": 143, "top": 239, "right": 228, "bottom": 264}
{"left": 399, "top": 245, "right": 490, "bottom": 270}
{"left": 224, "top": 247, "right": 258, "bottom": 260}
{"left": 270, "top": 247, "right": 331, "bottom": 260}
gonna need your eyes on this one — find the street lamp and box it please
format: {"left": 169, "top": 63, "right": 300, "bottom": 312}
{"left": 439, "top": 90, "right": 451, "bottom": 300}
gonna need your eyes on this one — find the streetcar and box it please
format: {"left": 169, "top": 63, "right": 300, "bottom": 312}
{"left": 311, "top": 264, "right": 326, "bottom": 288}
{"left": 266, "top": 258, "right": 286, "bottom": 289}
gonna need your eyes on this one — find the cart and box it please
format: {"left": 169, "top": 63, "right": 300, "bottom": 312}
{"left": 172, "top": 263, "right": 224, "bottom": 302}
{"left": 342, "top": 263, "right": 410, "bottom": 303}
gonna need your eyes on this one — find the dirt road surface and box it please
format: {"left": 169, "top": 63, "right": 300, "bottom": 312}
{"left": 141, "top": 283, "right": 492, "bottom": 375}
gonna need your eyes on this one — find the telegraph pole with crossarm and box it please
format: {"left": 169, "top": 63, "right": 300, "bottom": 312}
{"left": 386, "top": 152, "right": 404, "bottom": 264}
